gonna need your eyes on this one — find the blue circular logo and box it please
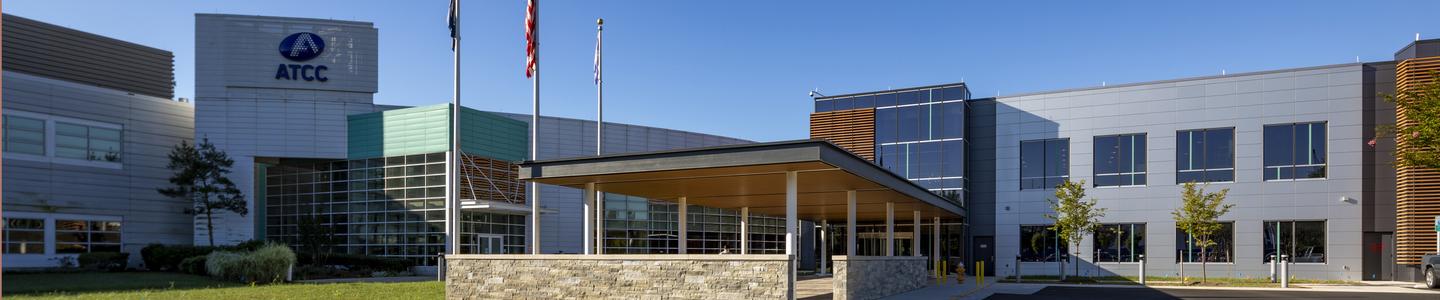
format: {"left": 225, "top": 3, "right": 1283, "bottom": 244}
{"left": 278, "top": 32, "right": 326, "bottom": 62}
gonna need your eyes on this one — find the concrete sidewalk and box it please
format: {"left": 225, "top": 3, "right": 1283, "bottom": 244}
{"left": 957, "top": 281, "right": 1440, "bottom": 299}
{"left": 881, "top": 276, "right": 992, "bottom": 299}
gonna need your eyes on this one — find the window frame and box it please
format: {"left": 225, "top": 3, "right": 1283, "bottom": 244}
{"left": 4, "top": 115, "right": 48, "bottom": 156}
{"left": 3, "top": 218, "right": 47, "bottom": 255}
{"left": 1018, "top": 225, "right": 1069, "bottom": 262}
{"left": 1092, "top": 223, "right": 1146, "bottom": 263}
{"left": 1262, "top": 122, "right": 1328, "bottom": 181}
{"left": 1020, "top": 138, "right": 1070, "bottom": 190}
{"left": 1175, "top": 221, "right": 1235, "bottom": 263}
{"left": 1262, "top": 220, "right": 1327, "bottom": 264}
{"left": 1, "top": 111, "right": 124, "bottom": 169}
{"left": 1093, "top": 133, "right": 1148, "bottom": 188}
{"left": 1175, "top": 127, "right": 1236, "bottom": 184}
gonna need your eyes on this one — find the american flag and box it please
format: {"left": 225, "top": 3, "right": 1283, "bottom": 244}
{"left": 594, "top": 20, "right": 602, "bottom": 84}
{"left": 447, "top": 0, "right": 459, "bottom": 50}
{"left": 525, "top": 0, "right": 538, "bottom": 78}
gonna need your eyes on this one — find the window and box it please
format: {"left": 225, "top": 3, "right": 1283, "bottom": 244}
{"left": 55, "top": 122, "right": 122, "bottom": 162}
{"left": 1263, "top": 221, "right": 1325, "bottom": 263}
{"left": 4, "top": 115, "right": 46, "bottom": 155}
{"left": 1093, "top": 134, "right": 1147, "bottom": 187}
{"left": 1176, "top": 222, "right": 1233, "bottom": 263}
{"left": 1019, "top": 225, "right": 1068, "bottom": 262}
{"left": 1020, "top": 139, "right": 1069, "bottom": 189}
{"left": 3, "top": 218, "right": 45, "bottom": 254}
{"left": 939, "top": 102, "right": 964, "bottom": 139}
{"left": 1093, "top": 223, "right": 1145, "bottom": 263}
{"left": 1264, "top": 122, "right": 1326, "bottom": 180}
{"left": 55, "top": 220, "right": 122, "bottom": 253}
{"left": 1176, "top": 128, "right": 1234, "bottom": 183}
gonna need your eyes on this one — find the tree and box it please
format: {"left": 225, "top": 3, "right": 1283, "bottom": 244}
{"left": 1045, "top": 179, "right": 1106, "bottom": 280}
{"left": 1379, "top": 72, "right": 1440, "bottom": 169}
{"left": 297, "top": 215, "right": 338, "bottom": 265}
{"left": 158, "top": 139, "right": 246, "bottom": 247}
{"left": 1171, "top": 182, "right": 1232, "bottom": 283}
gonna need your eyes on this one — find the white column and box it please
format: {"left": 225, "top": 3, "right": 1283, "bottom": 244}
{"left": 932, "top": 217, "right": 941, "bottom": 272}
{"left": 885, "top": 202, "right": 895, "bottom": 256}
{"left": 846, "top": 190, "right": 857, "bottom": 256}
{"left": 595, "top": 191, "right": 605, "bottom": 254}
{"left": 819, "top": 220, "right": 829, "bottom": 275}
{"left": 740, "top": 207, "right": 750, "bottom": 254}
{"left": 912, "top": 211, "right": 921, "bottom": 257}
{"left": 583, "top": 183, "right": 596, "bottom": 255}
{"left": 785, "top": 171, "right": 799, "bottom": 300}
{"left": 531, "top": 185, "right": 541, "bottom": 254}
{"left": 678, "top": 196, "right": 688, "bottom": 254}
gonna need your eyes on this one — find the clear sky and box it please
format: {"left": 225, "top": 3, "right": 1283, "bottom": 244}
{"left": 7, "top": 1, "right": 1439, "bottom": 142}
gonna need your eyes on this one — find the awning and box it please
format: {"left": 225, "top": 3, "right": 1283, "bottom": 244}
{"left": 518, "top": 140, "right": 964, "bottom": 222}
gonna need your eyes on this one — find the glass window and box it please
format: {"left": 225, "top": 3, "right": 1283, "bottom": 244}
{"left": 1021, "top": 139, "right": 1069, "bottom": 189}
{"left": 1176, "top": 222, "right": 1233, "bottom": 263}
{"left": 941, "top": 140, "right": 964, "bottom": 178}
{"left": 1264, "top": 122, "right": 1326, "bottom": 181}
{"left": 940, "top": 87, "right": 969, "bottom": 101}
{"left": 1263, "top": 220, "right": 1325, "bottom": 263}
{"left": 877, "top": 144, "right": 905, "bottom": 176}
{"left": 3, "top": 218, "right": 46, "bottom": 254}
{"left": 53, "top": 122, "right": 122, "bottom": 162}
{"left": 898, "top": 106, "right": 921, "bottom": 142}
{"left": 1094, "top": 134, "right": 1147, "bottom": 187}
{"left": 1019, "top": 225, "right": 1068, "bottom": 262}
{"left": 896, "top": 91, "right": 919, "bottom": 106}
{"left": 1176, "top": 128, "right": 1233, "bottom": 183}
{"left": 3, "top": 115, "right": 46, "bottom": 155}
{"left": 851, "top": 96, "right": 874, "bottom": 109}
{"left": 939, "top": 102, "right": 964, "bottom": 139}
{"left": 54, "top": 219, "right": 122, "bottom": 254}
{"left": 876, "top": 108, "right": 897, "bottom": 144}
{"left": 1093, "top": 223, "right": 1146, "bottom": 263}
{"left": 912, "top": 142, "right": 942, "bottom": 179}
{"left": 873, "top": 93, "right": 896, "bottom": 107}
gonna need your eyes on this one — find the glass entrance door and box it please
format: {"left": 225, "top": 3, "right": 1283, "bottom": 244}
{"left": 472, "top": 234, "right": 504, "bottom": 254}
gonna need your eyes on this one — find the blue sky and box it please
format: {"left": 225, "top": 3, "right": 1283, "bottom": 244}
{"left": 8, "top": 1, "right": 1439, "bottom": 142}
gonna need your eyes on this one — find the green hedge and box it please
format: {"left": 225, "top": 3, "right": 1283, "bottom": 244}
{"left": 300, "top": 253, "right": 410, "bottom": 273}
{"left": 205, "top": 243, "right": 296, "bottom": 284}
{"left": 179, "top": 255, "right": 208, "bottom": 275}
{"left": 141, "top": 240, "right": 271, "bottom": 271}
{"left": 78, "top": 252, "right": 129, "bottom": 271}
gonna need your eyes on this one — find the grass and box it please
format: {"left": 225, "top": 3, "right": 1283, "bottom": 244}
{"left": 999, "top": 275, "right": 1357, "bottom": 287}
{"left": 3, "top": 272, "right": 443, "bottom": 300}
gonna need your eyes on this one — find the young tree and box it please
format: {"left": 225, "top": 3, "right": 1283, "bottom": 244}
{"left": 158, "top": 139, "right": 247, "bottom": 247}
{"left": 1171, "top": 182, "right": 1232, "bottom": 283}
{"left": 1378, "top": 73, "right": 1440, "bottom": 169}
{"left": 1045, "top": 179, "right": 1106, "bottom": 280}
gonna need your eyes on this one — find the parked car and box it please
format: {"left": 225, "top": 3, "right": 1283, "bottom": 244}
{"left": 1424, "top": 253, "right": 1440, "bottom": 288}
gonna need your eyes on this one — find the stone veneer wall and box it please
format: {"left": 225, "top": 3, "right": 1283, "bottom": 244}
{"left": 832, "top": 256, "right": 928, "bottom": 300}
{"left": 446, "top": 254, "right": 790, "bottom": 300}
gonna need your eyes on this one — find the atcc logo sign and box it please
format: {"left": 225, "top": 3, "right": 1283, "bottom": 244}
{"left": 275, "top": 32, "right": 328, "bottom": 82}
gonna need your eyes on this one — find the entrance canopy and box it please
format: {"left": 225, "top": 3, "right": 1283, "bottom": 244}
{"left": 518, "top": 140, "right": 964, "bottom": 221}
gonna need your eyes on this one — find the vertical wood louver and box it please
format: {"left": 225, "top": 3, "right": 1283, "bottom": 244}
{"left": 810, "top": 108, "right": 876, "bottom": 161}
{"left": 1394, "top": 55, "right": 1440, "bottom": 265}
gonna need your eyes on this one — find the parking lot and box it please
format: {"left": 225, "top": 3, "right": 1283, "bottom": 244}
{"left": 984, "top": 286, "right": 1440, "bottom": 300}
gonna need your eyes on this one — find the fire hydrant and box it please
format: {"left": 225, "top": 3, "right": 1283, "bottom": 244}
{"left": 955, "top": 263, "right": 966, "bottom": 284}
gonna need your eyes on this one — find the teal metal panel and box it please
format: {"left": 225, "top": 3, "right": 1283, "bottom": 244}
{"left": 348, "top": 104, "right": 527, "bottom": 162}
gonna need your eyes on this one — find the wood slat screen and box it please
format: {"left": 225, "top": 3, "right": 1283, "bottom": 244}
{"left": 810, "top": 108, "right": 876, "bottom": 161}
{"left": 1394, "top": 55, "right": 1440, "bottom": 265}
{"left": 459, "top": 154, "right": 526, "bottom": 205}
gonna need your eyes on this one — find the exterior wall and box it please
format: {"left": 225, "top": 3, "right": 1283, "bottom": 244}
{"left": 445, "top": 254, "right": 790, "bottom": 300}
{"left": 348, "top": 105, "right": 527, "bottom": 161}
{"left": 831, "top": 256, "right": 928, "bottom": 300}
{"left": 2, "top": 15, "right": 175, "bottom": 99}
{"left": 194, "top": 14, "right": 380, "bottom": 245}
{"left": 497, "top": 113, "right": 751, "bottom": 254}
{"left": 2, "top": 71, "right": 194, "bottom": 268}
{"left": 991, "top": 64, "right": 1368, "bottom": 280}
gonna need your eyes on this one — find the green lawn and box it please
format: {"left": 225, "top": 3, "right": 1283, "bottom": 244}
{"left": 3, "top": 272, "right": 443, "bottom": 300}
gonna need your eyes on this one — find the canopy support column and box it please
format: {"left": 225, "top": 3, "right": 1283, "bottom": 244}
{"left": 740, "top": 207, "right": 750, "bottom": 254}
{"left": 912, "top": 211, "right": 921, "bottom": 257}
{"left": 846, "top": 190, "right": 857, "bottom": 256}
{"left": 933, "top": 217, "right": 940, "bottom": 272}
{"left": 583, "top": 182, "right": 596, "bottom": 255}
{"left": 595, "top": 191, "right": 605, "bottom": 254}
{"left": 886, "top": 202, "right": 895, "bottom": 256}
{"left": 819, "top": 220, "right": 829, "bottom": 275}
{"left": 678, "top": 196, "right": 688, "bottom": 254}
{"left": 785, "top": 171, "right": 798, "bottom": 300}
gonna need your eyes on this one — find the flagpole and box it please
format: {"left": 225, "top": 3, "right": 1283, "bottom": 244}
{"left": 592, "top": 18, "right": 604, "bottom": 255}
{"left": 528, "top": 0, "right": 542, "bottom": 255}
{"left": 446, "top": 0, "right": 461, "bottom": 262}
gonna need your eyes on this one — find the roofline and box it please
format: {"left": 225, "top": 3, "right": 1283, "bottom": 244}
{"left": 995, "top": 62, "right": 1377, "bottom": 99}
{"left": 520, "top": 139, "right": 964, "bottom": 216}
{"left": 196, "top": 13, "right": 375, "bottom": 27}
{"left": 1394, "top": 38, "right": 1440, "bottom": 57}
{"left": 815, "top": 82, "right": 968, "bottom": 101}
{"left": 5, "top": 14, "right": 172, "bottom": 56}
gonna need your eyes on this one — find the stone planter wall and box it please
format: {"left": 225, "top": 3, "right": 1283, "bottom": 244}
{"left": 832, "top": 256, "right": 928, "bottom": 300}
{"left": 445, "top": 254, "right": 790, "bottom": 300}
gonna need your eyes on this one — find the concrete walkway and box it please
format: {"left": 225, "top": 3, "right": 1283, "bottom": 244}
{"left": 957, "top": 281, "right": 1440, "bottom": 300}
{"left": 881, "top": 276, "right": 987, "bottom": 299}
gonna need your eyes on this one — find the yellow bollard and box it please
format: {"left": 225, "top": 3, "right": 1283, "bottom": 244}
{"left": 978, "top": 261, "right": 985, "bottom": 286}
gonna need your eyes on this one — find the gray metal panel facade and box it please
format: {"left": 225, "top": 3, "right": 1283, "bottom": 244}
{"left": 1, "top": 15, "right": 175, "bottom": 99}
{"left": 966, "top": 98, "right": 999, "bottom": 238}
{"left": 498, "top": 113, "right": 751, "bottom": 253}
{"left": 2, "top": 71, "right": 195, "bottom": 267}
{"left": 194, "top": 14, "right": 380, "bottom": 245}
{"left": 990, "top": 64, "right": 1368, "bottom": 280}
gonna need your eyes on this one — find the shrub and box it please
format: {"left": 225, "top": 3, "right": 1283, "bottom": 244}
{"left": 301, "top": 253, "right": 410, "bottom": 273}
{"left": 78, "top": 252, "right": 129, "bottom": 271}
{"left": 205, "top": 243, "right": 296, "bottom": 284}
{"left": 179, "top": 255, "right": 208, "bottom": 275}
{"left": 142, "top": 244, "right": 215, "bottom": 271}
